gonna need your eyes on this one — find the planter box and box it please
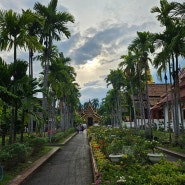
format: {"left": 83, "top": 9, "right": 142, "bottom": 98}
{"left": 147, "top": 153, "right": 163, "bottom": 163}
{"left": 109, "top": 154, "right": 123, "bottom": 162}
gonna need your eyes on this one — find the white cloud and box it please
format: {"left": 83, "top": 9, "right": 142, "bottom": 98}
{"left": 0, "top": 0, "right": 185, "bottom": 104}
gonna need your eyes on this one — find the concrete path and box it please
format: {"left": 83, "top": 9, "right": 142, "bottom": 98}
{"left": 22, "top": 131, "right": 93, "bottom": 185}
{"left": 10, "top": 130, "right": 185, "bottom": 185}
{"left": 158, "top": 146, "right": 185, "bottom": 162}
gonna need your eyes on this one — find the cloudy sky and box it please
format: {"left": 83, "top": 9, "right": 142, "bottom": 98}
{"left": 0, "top": 0, "right": 184, "bottom": 104}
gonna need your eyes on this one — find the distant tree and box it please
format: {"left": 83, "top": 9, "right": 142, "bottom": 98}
{"left": 91, "top": 98, "right": 99, "bottom": 110}
{"left": 106, "top": 69, "right": 125, "bottom": 128}
{"left": 129, "top": 31, "right": 154, "bottom": 139}
{"left": 119, "top": 50, "right": 137, "bottom": 128}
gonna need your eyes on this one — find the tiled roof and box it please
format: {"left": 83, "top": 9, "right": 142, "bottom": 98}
{"left": 151, "top": 67, "right": 185, "bottom": 109}
{"left": 80, "top": 102, "right": 101, "bottom": 120}
{"left": 148, "top": 84, "right": 170, "bottom": 97}
{"left": 133, "top": 83, "right": 169, "bottom": 107}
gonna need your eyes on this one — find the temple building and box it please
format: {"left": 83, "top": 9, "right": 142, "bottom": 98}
{"left": 150, "top": 67, "right": 185, "bottom": 129}
{"left": 133, "top": 83, "right": 169, "bottom": 120}
{"left": 80, "top": 102, "right": 101, "bottom": 126}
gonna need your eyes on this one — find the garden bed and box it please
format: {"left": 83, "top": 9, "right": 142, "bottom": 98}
{"left": 88, "top": 126, "right": 185, "bottom": 185}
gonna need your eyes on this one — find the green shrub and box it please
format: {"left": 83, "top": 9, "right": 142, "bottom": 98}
{"left": 50, "top": 128, "right": 75, "bottom": 143}
{"left": 150, "top": 173, "right": 185, "bottom": 185}
{"left": 0, "top": 143, "right": 30, "bottom": 169}
{"left": 28, "top": 136, "right": 46, "bottom": 155}
{"left": 178, "top": 133, "right": 185, "bottom": 148}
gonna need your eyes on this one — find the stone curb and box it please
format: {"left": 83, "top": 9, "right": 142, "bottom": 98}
{"left": 8, "top": 147, "right": 60, "bottom": 185}
{"left": 89, "top": 143, "right": 98, "bottom": 183}
{"left": 157, "top": 146, "right": 185, "bottom": 160}
{"left": 7, "top": 132, "right": 77, "bottom": 185}
{"left": 61, "top": 132, "right": 77, "bottom": 145}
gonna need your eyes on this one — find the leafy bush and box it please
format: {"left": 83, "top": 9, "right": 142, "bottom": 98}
{"left": 50, "top": 128, "right": 75, "bottom": 143}
{"left": 178, "top": 133, "right": 185, "bottom": 148}
{"left": 0, "top": 143, "right": 30, "bottom": 169}
{"left": 106, "top": 139, "right": 124, "bottom": 155}
{"left": 28, "top": 136, "right": 47, "bottom": 155}
{"left": 89, "top": 126, "right": 185, "bottom": 185}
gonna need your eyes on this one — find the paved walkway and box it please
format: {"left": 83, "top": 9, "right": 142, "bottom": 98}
{"left": 158, "top": 146, "right": 185, "bottom": 162}
{"left": 9, "top": 131, "right": 185, "bottom": 185}
{"left": 22, "top": 131, "right": 93, "bottom": 185}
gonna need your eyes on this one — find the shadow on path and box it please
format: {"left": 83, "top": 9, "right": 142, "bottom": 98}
{"left": 23, "top": 131, "right": 93, "bottom": 185}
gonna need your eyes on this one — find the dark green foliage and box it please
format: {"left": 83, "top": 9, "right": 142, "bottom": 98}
{"left": 0, "top": 143, "right": 30, "bottom": 169}
{"left": 50, "top": 128, "right": 75, "bottom": 143}
{"left": 27, "top": 136, "right": 46, "bottom": 155}
{"left": 178, "top": 133, "right": 185, "bottom": 148}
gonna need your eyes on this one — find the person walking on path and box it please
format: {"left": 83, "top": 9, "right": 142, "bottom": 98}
{"left": 23, "top": 130, "right": 94, "bottom": 185}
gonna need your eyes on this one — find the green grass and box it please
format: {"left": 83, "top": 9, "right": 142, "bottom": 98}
{"left": 56, "top": 132, "right": 76, "bottom": 144}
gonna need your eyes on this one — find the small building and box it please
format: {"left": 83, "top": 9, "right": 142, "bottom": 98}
{"left": 133, "top": 83, "right": 169, "bottom": 119}
{"left": 150, "top": 68, "right": 185, "bottom": 129}
{"left": 147, "top": 83, "right": 170, "bottom": 120}
{"left": 80, "top": 102, "right": 101, "bottom": 126}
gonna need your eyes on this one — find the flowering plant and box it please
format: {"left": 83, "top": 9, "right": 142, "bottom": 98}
{"left": 116, "top": 176, "right": 126, "bottom": 184}
{"left": 144, "top": 140, "right": 159, "bottom": 153}
{"left": 106, "top": 139, "right": 123, "bottom": 155}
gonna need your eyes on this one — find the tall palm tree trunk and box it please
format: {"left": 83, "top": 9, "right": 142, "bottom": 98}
{"left": 28, "top": 49, "right": 34, "bottom": 133}
{"left": 130, "top": 80, "right": 137, "bottom": 129}
{"left": 137, "top": 65, "right": 145, "bottom": 128}
{"left": 117, "top": 91, "right": 122, "bottom": 128}
{"left": 171, "top": 55, "right": 179, "bottom": 145}
{"left": 145, "top": 72, "right": 152, "bottom": 140}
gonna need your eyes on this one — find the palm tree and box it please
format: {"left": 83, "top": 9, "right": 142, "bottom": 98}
{"left": 0, "top": 59, "right": 29, "bottom": 144}
{"left": 151, "top": 0, "right": 185, "bottom": 144}
{"left": 119, "top": 50, "right": 137, "bottom": 129}
{"left": 22, "top": 9, "right": 43, "bottom": 78}
{"left": 48, "top": 52, "right": 79, "bottom": 131}
{"left": 9, "top": 60, "right": 28, "bottom": 142}
{"left": 91, "top": 98, "right": 99, "bottom": 110}
{"left": 0, "top": 10, "right": 42, "bottom": 137}
{"left": 18, "top": 76, "right": 42, "bottom": 142}
{"left": 83, "top": 102, "right": 89, "bottom": 109}
{"left": 0, "top": 57, "right": 15, "bottom": 146}
{"left": 0, "top": 9, "right": 41, "bottom": 63}
{"left": 129, "top": 31, "right": 155, "bottom": 139}
{"left": 66, "top": 82, "right": 80, "bottom": 128}
{"left": 60, "top": 69, "right": 78, "bottom": 131}
{"left": 99, "top": 89, "right": 117, "bottom": 126}
{"left": 33, "top": 0, "right": 75, "bottom": 126}
{"left": 106, "top": 69, "right": 125, "bottom": 128}
{"left": 33, "top": 0, "right": 75, "bottom": 133}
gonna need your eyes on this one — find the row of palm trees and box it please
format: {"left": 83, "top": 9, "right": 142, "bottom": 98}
{"left": 0, "top": 0, "right": 81, "bottom": 145}
{"left": 101, "top": 0, "right": 185, "bottom": 144}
